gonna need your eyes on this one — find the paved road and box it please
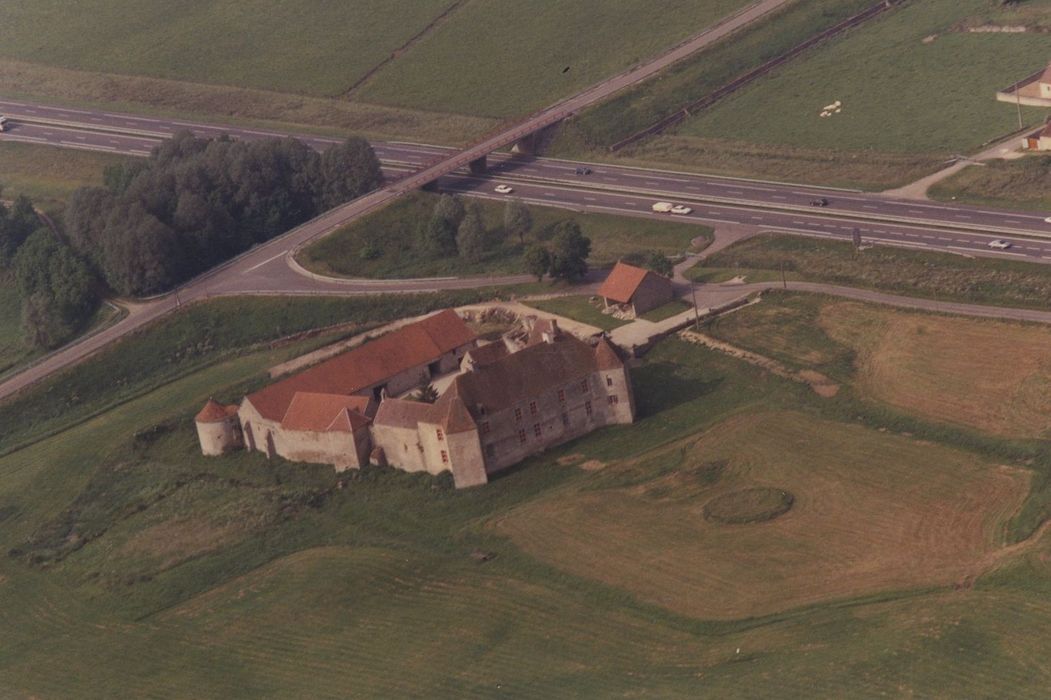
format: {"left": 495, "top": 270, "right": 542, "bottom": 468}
{"left": 3, "top": 96, "right": 1049, "bottom": 245}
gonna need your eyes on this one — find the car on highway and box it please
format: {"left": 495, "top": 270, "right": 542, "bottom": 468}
{"left": 574, "top": 166, "right": 592, "bottom": 175}
{"left": 0, "top": 116, "right": 8, "bottom": 132}
{"left": 494, "top": 184, "right": 514, "bottom": 194}
{"left": 670, "top": 204, "right": 693, "bottom": 215}
{"left": 987, "top": 239, "right": 1012, "bottom": 250}
{"left": 1044, "top": 216, "right": 1051, "bottom": 224}
{"left": 810, "top": 197, "right": 829, "bottom": 207}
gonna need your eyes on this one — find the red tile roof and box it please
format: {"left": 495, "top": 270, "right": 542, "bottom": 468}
{"left": 326, "top": 407, "right": 371, "bottom": 433}
{"left": 245, "top": 310, "right": 475, "bottom": 422}
{"left": 444, "top": 333, "right": 602, "bottom": 416}
{"left": 594, "top": 336, "right": 626, "bottom": 370}
{"left": 196, "top": 399, "right": 238, "bottom": 423}
{"left": 280, "top": 392, "right": 371, "bottom": 432}
{"left": 598, "top": 262, "right": 652, "bottom": 304}
{"left": 373, "top": 397, "right": 439, "bottom": 429}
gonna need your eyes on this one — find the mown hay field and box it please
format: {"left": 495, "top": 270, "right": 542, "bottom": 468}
{"left": 494, "top": 410, "right": 1027, "bottom": 619}
{"left": 710, "top": 293, "right": 1051, "bottom": 440}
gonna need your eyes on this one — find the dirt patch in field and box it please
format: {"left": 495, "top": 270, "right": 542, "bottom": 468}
{"left": 493, "top": 411, "right": 1030, "bottom": 620}
{"left": 819, "top": 302, "right": 1051, "bottom": 438}
{"left": 117, "top": 517, "right": 246, "bottom": 571}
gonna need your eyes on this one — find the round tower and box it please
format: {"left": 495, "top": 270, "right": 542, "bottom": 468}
{"left": 195, "top": 399, "right": 243, "bottom": 456}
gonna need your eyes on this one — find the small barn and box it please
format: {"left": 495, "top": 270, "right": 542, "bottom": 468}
{"left": 1024, "top": 121, "right": 1051, "bottom": 151}
{"left": 598, "top": 261, "right": 675, "bottom": 317}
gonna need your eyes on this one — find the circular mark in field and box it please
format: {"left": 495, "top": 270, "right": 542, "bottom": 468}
{"left": 703, "top": 487, "right": 794, "bottom": 525}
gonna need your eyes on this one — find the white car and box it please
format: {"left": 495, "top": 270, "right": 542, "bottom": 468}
{"left": 987, "top": 239, "right": 1012, "bottom": 250}
{"left": 670, "top": 204, "right": 693, "bottom": 215}
{"left": 1044, "top": 216, "right": 1051, "bottom": 224}
{"left": 494, "top": 184, "right": 513, "bottom": 194}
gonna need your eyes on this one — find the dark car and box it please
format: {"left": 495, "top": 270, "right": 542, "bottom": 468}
{"left": 575, "top": 166, "right": 592, "bottom": 175}
{"left": 810, "top": 197, "right": 829, "bottom": 207}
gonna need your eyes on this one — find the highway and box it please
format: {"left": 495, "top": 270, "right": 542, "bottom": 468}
{"left": 2, "top": 96, "right": 1049, "bottom": 250}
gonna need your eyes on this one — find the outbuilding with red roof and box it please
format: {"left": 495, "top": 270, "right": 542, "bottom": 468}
{"left": 597, "top": 261, "right": 675, "bottom": 317}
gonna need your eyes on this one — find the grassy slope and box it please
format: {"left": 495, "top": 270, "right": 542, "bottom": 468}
{"left": 5, "top": 319, "right": 1051, "bottom": 695}
{"left": 0, "top": 1, "right": 452, "bottom": 97}
{"left": 0, "top": 141, "right": 130, "bottom": 211}
{"left": 300, "top": 191, "right": 710, "bottom": 279}
{"left": 0, "top": 292, "right": 517, "bottom": 456}
{"left": 0, "top": 281, "right": 32, "bottom": 375}
{"left": 357, "top": 0, "right": 753, "bottom": 118}
{"left": 678, "top": 0, "right": 1050, "bottom": 154}
{"left": 930, "top": 157, "right": 1051, "bottom": 211}
{"left": 694, "top": 233, "right": 1051, "bottom": 309}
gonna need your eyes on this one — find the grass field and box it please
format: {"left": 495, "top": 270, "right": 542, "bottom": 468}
{"left": 354, "top": 0, "right": 753, "bottom": 118}
{"left": 299, "top": 191, "right": 709, "bottom": 279}
{"left": 679, "top": 0, "right": 1050, "bottom": 152}
{"left": 0, "top": 0, "right": 755, "bottom": 138}
{"left": 930, "top": 156, "right": 1051, "bottom": 211}
{"left": 0, "top": 1, "right": 454, "bottom": 98}
{"left": 618, "top": 0, "right": 1051, "bottom": 189}
{"left": 0, "top": 141, "right": 129, "bottom": 210}
{"left": 708, "top": 292, "right": 1051, "bottom": 440}
{"left": 694, "top": 233, "right": 1051, "bottom": 310}
{"left": 7, "top": 293, "right": 1051, "bottom": 694}
{"left": 495, "top": 410, "right": 1027, "bottom": 619}
{"left": 639, "top": 299, "right": 692, "bottom": 322}
{"left": 552, "top": 0, "right": 875, "bottom": 150}
{"left": 524, "top": 295, "right": 628, "bottom": 331}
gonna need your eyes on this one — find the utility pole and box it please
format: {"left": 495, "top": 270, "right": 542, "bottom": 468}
{"left": 1015, "top": 79, "right": 1024, "bottom": 131}
{"left": 690, "top": 282, "right": 700, "bottom": 330}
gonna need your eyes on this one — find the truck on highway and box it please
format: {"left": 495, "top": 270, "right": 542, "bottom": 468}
{"left": 651, "top": 201, "right": 674, "bottom": 213}
{"left": 0, "top": 116, "right": 8, "bottom": 132}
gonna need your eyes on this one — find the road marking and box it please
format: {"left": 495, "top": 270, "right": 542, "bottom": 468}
{"left": 243, "top": 250, "right": 287, "bottom": 273}
{"left": 956, "top": 215, "right": 972, "bottom": 219}
{"left": 771, "top": 195, "right": 786, "bottom": 200}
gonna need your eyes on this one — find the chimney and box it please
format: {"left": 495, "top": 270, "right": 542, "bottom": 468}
{"left": 542, "top": 319, "right": 560, "bottom": 344}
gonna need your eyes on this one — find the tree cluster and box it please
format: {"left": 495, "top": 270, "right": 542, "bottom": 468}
{"left": 524, "top": 220, "right": 592, "bottom": 282}
{"left": 66, "top": 131, "right": 382, "bottom": 296}
{"left": 0, "top": 194, "right": 100, "bottom": 350}
{"left": 621, "top": 250, "right": 673, "bottom": 278}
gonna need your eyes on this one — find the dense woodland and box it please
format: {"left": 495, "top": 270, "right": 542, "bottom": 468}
{"left": 0, "top": 131, "right": 382, "bottom": 350}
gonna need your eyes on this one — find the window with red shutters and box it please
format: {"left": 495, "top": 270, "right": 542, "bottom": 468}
{"left": 436, "top": 428, "right": 444, "bottom": 441}
{"left": 606, "top": 376, "right": 613, "bottom": 387}
{"left": 529, "top": 401, "right": 538, "bottom": 416}
{"left": 514, "top": 407, "right": 522, "bottom": 421}
{"left": 440, "top": 450, "right": 449, "bottom": 464}
{"left": 533, "top": 423, "right": 541, "bottom": 437}
{"left": 608, "top": 395, "right": 619, "bottom": 405}
{"left": 518, "top": 429, "right": 527, "bottom": 444}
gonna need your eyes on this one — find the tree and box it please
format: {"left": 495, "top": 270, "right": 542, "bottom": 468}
{"left": 523, "top": 244, "right": 551, "bottom": 281}
{"left": 0, "top": 195, "right": 42, "bottom": 268}
{"left": 99, "top": 202, "right": 183, "bottom": 296}
{"left": 315, "top": 137, "right": 383, "bottom": 210}
{"left": 503, "top": 199, "right": 533, "bottom": 245}
{"left": 456, "top": 205, "right": 486, "bottom": 262}
{"left": 418, "top": 214, "right": 458, "bottom": 258}
{"left": 433, "top": 194, "right": 466, "bottom": 230}
{"left": 14, "top": 230, "right": 99, "bottom": 349}
{"left": 623, "top": 250, "right": 672, "bottom": 278}
{"left": 411, "top": 384, "right": 439, "bottom": 404}
{"left": 548, "top": 220, "right": 591, "bottom": 282}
